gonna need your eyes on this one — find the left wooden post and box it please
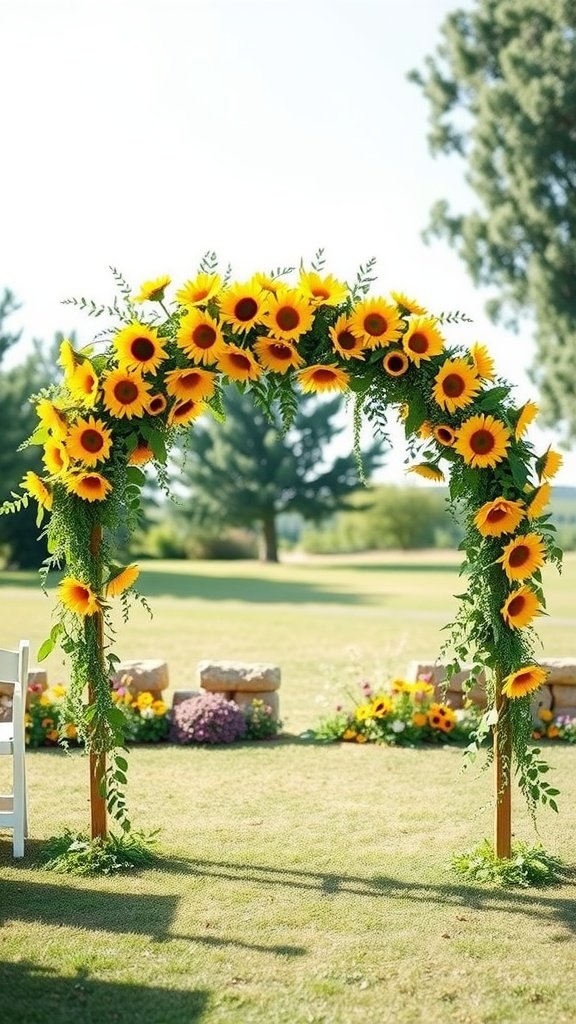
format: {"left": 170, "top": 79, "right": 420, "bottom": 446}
{"left": 89, "top": 524, "right": 107, "bottom": 841}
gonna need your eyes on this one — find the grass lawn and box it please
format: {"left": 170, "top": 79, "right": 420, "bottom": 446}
{"left": 1, "top": 552, "right": 576, "bottom": 1023}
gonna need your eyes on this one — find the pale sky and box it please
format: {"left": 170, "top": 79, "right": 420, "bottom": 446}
{"left": 1, "top": 0, "right": 574, "bottom": 485}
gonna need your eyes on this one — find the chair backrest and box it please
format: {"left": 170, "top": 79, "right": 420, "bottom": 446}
{"left": 0, "top": 642, "right": 30, "bottom": 746}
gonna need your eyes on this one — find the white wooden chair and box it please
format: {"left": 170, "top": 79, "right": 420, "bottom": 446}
{"left": 0, "top": 641, "right": 30, "bottom": 857}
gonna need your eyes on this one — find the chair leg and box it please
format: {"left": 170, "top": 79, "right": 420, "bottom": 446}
{"left": 12, "top": 751, "right": 25, "bottom": 858}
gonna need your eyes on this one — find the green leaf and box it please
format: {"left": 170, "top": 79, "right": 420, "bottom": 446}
{"left": 115, "top": 755, "right": 129, "bottom": 772}
{"left": 404, "top": 391, "right": 428, "bottom": 435}
{"left": 476, "top": 387, "right": 510, "bottom": 411}
{"left": 126, "top": 467, "right": 146, "bottom": 487}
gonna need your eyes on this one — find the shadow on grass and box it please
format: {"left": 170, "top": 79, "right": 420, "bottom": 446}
{"left": 137, "top": 570, "right": 374, "bottom": 604}
{"left": 0, "top": 960, "right": 208, "bottom": 1024}
{"left": 0, "top": 571, "right": 46, "bottom": 589}
{"left": 319, "top": 561, "right": 460, "bottom": 574}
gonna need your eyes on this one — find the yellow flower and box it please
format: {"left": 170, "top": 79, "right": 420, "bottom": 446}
{"left": 218, "top": 281, "right": 268, "bottom": 334}
{"left": 355, "top": 733, "right": 368, "bottom": 743}
{"left": 432, "top": 358, "right": 481, "bottom": 414}
{"left": 36, "top": 398, "right": 68, "bottom": 440}
{"left": 168, "top": 398, "right": 206, "bottom": 426}
{"left": 496, "top": 532, "right": 546, "bottom": 582}
{"left": 349, "top": 298, "right": 403, "bottom": 349}
{"left": 390, "top": 291, "right": 427, "bottom": 315}
{"left": 355, "top": 704, "right": 372, "bottom": 722}
{"left": 298, "top": 270, "right": 348, "bottom": 306}
{"left": 39, "top": 696, "right": 51, "bottom": 706}
{"left": 402, "top": 316, "right": 445, "bottom": 365}
{"left": 342, "top": 728, "right": 357, "bottom": 741}
{"left": 49, "top": 684, "right": 66, "bottom": 699}
{"left": 266, "top": 288, "right": 314, "bottom": 341}
{"left": 454, "top": 414, "right": 511, "bottom": 469}
{"left": 175, "top": 272, "right": 222, "bottom": 307}
{"left": 538, "top": 708, "right": 554, "bottom": 722}
{"left": 412, "top": 712, "right": 427, "bottom": 728}
{"left": 65, "top": 722, "right": 78, "bottom": 740}
{"left": 526, "top": 482, "right": 551, "bottom": 520}
{"left": 514, "top": 400, "right": 539, "bottom": 439}
{"left": 45, "top": 729, "right": 59, "bottom": 743}
{"left": 500, "top": 586, "right": 542, "bottom": 630}
{"left": 547, "top": 725, "right": 560, "bottom": 739}
{"left": 65, "top": 471, "right": 112, "bottom": 502}
{"left": 418, "top": 421, "right": 433, "bottom": 439}
{"left": 68, "top": 360, "right": 99, "bottom": 407}
{"left": 217, "top": 344, "right": 262, "bottom": 382}
{"left": 433, "top": 424, "right": 457, "bottom": 447}
{"left": 164, "top": 367, "right": 216, "bottom": 402}
{"left": 428, "top": 703, "right": 455, "bottom": 731}
{"left": 253, "top": 338, "right": 304, "bottom": 373}
{"left": 252, "top": 272, "right": 283, "bottom": 297}
{"left": 58, "top": 338, "right": 80, "bottom": 377}
{"left": 102, "top": 369, "right": 152, "bottom": 419}
{"left": 106, "top": 564, "right": 140, "bottom": 597}
{"left": 128, "top": 442, "right": 154, "bottom": 466}
{"left": 329, "top": 315, "right": 366, "bottom": 361}
{"left": 539, "top": 447, "right": 563, "bottom": 482}
{"left": 146, "top": 393, "right": 168, "bottom": 417}
{"left": 406, "top": 463, "right": 444, "bottom": 483}
{"left": 152, "top": 700, "right": 167, "bottom": 716}
{"left": 297, "top": 364, "right": 350, "bottom": 394}
{"left": 21, "top": 471, "right": 52, "bottom": 510}
{"left": 502, "top": 665, "right": 548, "bottom": 699}
{"left": 66, "top": 415, "right": 113, "bottom": 466}
{"left": 42, "top": 439, "right": 69, "bottom": 477}
{"left": 136, "top": 691, "right": 154, "bottom": 709}
{"left": 382, "top": 350, "right": 410, "bottom": 376}
{"left": 176, "top": 308, "right": 226, "bottom": 364}
{"left": 132, "top": 275, "right": 171, "bottom": 303}
{"left": 114, "top": 322, "right": 168, "bottom": 375}
{"left": 370, "top": 696, "right": 392, "bottom": 718}
{"left": 469, "top": 343, "right": 495, "bottom": 381}
{"left": 474, "top": 497, "right": 525, "bottom": 537}
{"left": 58, "top": 576, "right": 99, "bottom": 616}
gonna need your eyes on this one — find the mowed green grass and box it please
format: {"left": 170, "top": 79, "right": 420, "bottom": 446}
{"left": 1, "top": 553, "right": 576, "bottom": 1024}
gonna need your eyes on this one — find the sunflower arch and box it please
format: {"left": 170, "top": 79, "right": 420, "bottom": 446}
{"left": 5, "top": 255, "right": 562, "bottom": 857}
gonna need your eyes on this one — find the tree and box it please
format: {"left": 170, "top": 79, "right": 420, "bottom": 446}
{"left": 175, "top": 386, "right": 386, "bottom": 562}
{"left": 411, "top": 0, "right": 576, "bottom": 439}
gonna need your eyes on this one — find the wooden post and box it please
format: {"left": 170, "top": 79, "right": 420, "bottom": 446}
{"left": 494, "top": 671, "right": 512, "bottom": 859}
{"left": 88, "top": 525, "right": 107, "bottom": 841}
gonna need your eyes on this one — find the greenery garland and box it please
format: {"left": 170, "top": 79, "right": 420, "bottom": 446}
{"left": 1, "top": 253, "right": 563, "bottom": 828}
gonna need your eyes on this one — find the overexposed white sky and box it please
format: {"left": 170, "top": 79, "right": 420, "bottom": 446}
{"left": 1, "top": 0, "right": 574, "bottom": 484}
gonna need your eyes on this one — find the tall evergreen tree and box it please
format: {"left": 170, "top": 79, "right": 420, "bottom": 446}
{"left": 411, "top": 0, "right": 576, "bottom": 438}
{"left": 176, "top": 387, "right": 386, "bottom": 562}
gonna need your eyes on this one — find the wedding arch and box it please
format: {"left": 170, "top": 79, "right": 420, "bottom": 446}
{"left": 3, "top": 253, "right": 563, "bottom": 859}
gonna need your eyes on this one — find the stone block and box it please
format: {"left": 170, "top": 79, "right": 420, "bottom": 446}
{"left": 233, "top": 690, "right": 280, "bottom": 722}
{"left": 112, "top": 659, "right": 169, "bottom": 694}
{"left": 198, "top": 660, "right": 281, "bottom": 693}
{"left": 172, "top": 689, "right": 201, "bottom": 707}
{"left": 551, "top": 684, "right": 576, "bottom": 709}
{"left": 541, "top": 658, "right": 576, "bottom": 685}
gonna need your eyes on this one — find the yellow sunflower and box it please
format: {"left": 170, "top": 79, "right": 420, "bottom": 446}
{"left": 65, "top": 471, "right": 112, "bottom": 502}
{"left": 265, "top": 288, "right": 314, "bottom": 341}
{"left": 168, "top": 398, "right": 206, "bottom": 426}
{"left": 370, "top": 696, "right": 392, "bottom": 718}
{"left": 251, "top": 272, "right": 283, "bottom": 296}
{"left": 433, "top": 424, "right": 457, "bottom": 447}
{"left": 501, "top": 585, "right": 542, "bottom": 630}
{"left": 102, "top": 369, "right": 152, "bottom": 419}
{"left": 298, "top": 271, "right": 348, "bottom": 306}
{"left": 58, "top": 576, "right": 99, "bottom": 617}
{"left": 176, "top": 308, "right": 226, "bottom": 364}
{"left": 297, "top": 364, "right": 350, "bottom": 394}
{"left": 128, "top": 442, "right": 154, "bottom": 466}
{"left": 36, "top": 398, "right": 68, "bottom": 440}
{"left": 146, "top": 393, "right": 168, "bottom": 417}
{"left": 253, "top": 338, "right": 304, "bottom": 373}
{"left": 469, "top": 343, "right": 496, "bottom": 381}
{"left": 514, "top": 400, "right": 539, "bottom": 440}
{"left": 329, "top": 315, "right": 366, "bottom": 360}
{"left": 65, "top": 415, "right": 113, "bottom": 466}
{"left": 21, "top": 471, "right": 52, "bottom": 510}
{"left": 390, "top": 291, "right": 427, "bottom": 315}
{"left": 217, "top": 344, "right": 262, "bottom": 382}
{"left": 407, "top": 463, "right": 445, "bottom": 483}
{"left": 382, "top": 350, "right": 410, "bottom": 376}
{"left": 454, "top": 414, "right": 511, "bottom": 469}
{"left": 418, "top": 421, "right": 433, "bottom": 439}
{"left": 432, "top": 358, "right": 481, "bottom": 413}
{"left": 349, "top": 298, "right": 403, "bottom": 349}
{"left": 175, "top": 272, "right": 222, "bottom": 307}
{"left": 497, "top": 532, "right": 546, "bottom": 582}
{"left": 402, "top": 316, "right": 445, "bottom": 365}
{"left": 218, "top": 281, "right": 268, "bottom": 334}
{"left": 539, "top": 447, "right": 563, "bottom": 481}
{"left": 164, "top": 367, "right": 216, "bottom": 401}
{"left": 43, "top": 439, "right": 69, "bottom": 476}
{"left": 474, "top": 497, "right": 526, "bottom": 537}
{"left": 114, "top": 322, "right": 168, "bottom": 375}
{"left": 105, "top": 564, "right": 140, "bottom": 597}
{"left": 526, "top": 482, "right": 551, "bottom": 520}
{"left": 131, "top": 275, "right": 171, "bottom": 303}
{"left": 58, "top": 338, "right": 80, "bottom": 377}
{"left": 68, "top": 360, "right": 99, "bottom": 407}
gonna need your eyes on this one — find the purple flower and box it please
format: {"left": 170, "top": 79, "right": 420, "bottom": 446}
{"left": 170, "top": 693, "right": 247, "bottom": 745}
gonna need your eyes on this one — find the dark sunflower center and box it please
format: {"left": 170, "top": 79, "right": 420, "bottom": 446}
{"left": 175, "top": 400, "right": 195, "bottom": 417}
{"left": 276, "top": 306, "right": 300, "bottom": 331}
{"left": 508, "top": 544, "right": 530, "bottom": 568}
{"left": 443, "top": 373, "right": 465, "bottom": 397}
{"left": 436, "top": 427, "right": 454, "bottom": 444}
{"left": 313, "top": 287, "right": 330, "bottom": 299}
{"left": 180, "top": 372, "right": 201, "bottom": 389}
{"left": 516, "top": 672, "right": 531, "bottom": 685}
{"left": 234, "top": 297, "right": 258, "bottom": 322}
{"left": 313, "top": 369, "right": 337, "bottom": 384}
{"left": 194, "top": 288, "right": 209, "bottom": 302}
{"left": 408, "top": 332, "right": 428, "bottom": 354}
{"left": 131, "top": 337, "right": 155, "bottom": 361}
{"left": 84, "top": 476, "right": 101, "bottom": 490}
{"left": 386, "top": 354, "right": 406, "bottom": 373}
{"left": 114, "top": 380, "right": 139, "bottom": 404}
{"left": 82, "top": 374, "right": 96, "bottom": 393}
{"left": 470, "top": 429, "right": 495, "bottom": 454}
{"left": 149, "top": 396, "right": 165, "bottom": 413}
{"left": 364, "top": 313, "right": 387, "bottom": 336}
{"left": 192, "top": 324, "right": 217, "bottom": 349}
{"left": 338, "top": 330, "right": 357, "bottom": 351}
{"left": 487, "top": 507, "right": 507, "bottom": 523}
{"left": 270, "top": 344, "right": 292, "bottom": 361}
{"left": 507, "top": 595, "right": 526, "bottom": 617}
{"left": 73, "top": 585, "right": 90, "bottom": 602}
{"left": 80, "top": 429, "right": 104, "bottom": 453}
{"left": 230, "top": 352, "right": 251, "bottom": 371}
